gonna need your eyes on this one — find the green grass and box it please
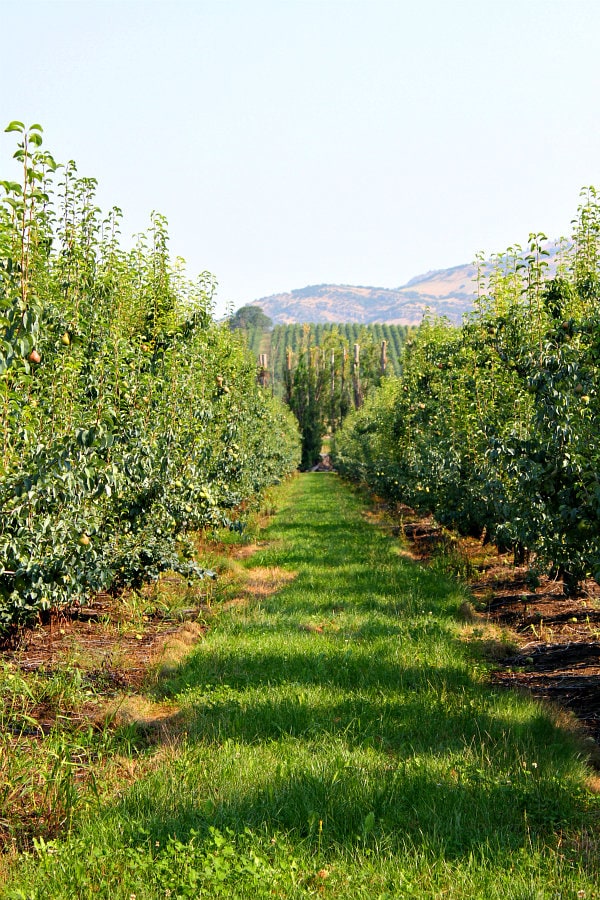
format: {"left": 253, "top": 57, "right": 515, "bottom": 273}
{"left": 4, "top": 474, "right": 600, "bottom": 898}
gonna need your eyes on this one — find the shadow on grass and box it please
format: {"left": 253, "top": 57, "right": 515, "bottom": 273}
{"left": 150, "top": 669, "right": 570, "bottom": 762}
{"left": 109, "top": 720, "right": 588, "bottom": 864}
{"left": 122, "top": 613, "right": 586, "bottom": 866}
{"left": 156, "top": 637, "right": 467, "bottom": 695}
{"left": 108, "top": 475, "right": 594, "bottom": 870}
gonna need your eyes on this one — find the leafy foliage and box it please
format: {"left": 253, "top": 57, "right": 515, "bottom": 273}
{"left": 0, "top": 123, "right": 301, "bottom": 630}
{"left": 236, "top": 320, "right": 412, "bottom": 389}
{"left": 229, "top": 320, "right": 413, "bottom": 466}
{"left": 283, "top": 325, "right": 390, "bottom": 468}
{"left": 334, "top": 195, "right": 600, "bottom": 594}
{"left": 228, "top": 304, "right": 272, "bottom": 333}
{"left": 271, "top": 322, "right": 411, "bottom": 378}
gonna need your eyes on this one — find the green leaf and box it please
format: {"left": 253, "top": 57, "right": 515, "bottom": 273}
{"left": 5, "top": 120, "right": 25, "bottom": 133}
{"left": 0, "top": 180, "right": 22, "bottom": 194}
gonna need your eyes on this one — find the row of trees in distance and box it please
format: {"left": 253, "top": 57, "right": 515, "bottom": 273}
{"left": 229, "top": 311, "right": 413, "bottom": 468}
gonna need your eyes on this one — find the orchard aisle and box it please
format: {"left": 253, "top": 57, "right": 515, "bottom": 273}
{"left": 9, "top": 475, "right": 599, "bottom": 899}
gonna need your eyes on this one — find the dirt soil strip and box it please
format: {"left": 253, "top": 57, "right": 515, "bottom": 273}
{"left": 0, "top": 540, "right": 294, "bottom": 738}
{"left": 1, "top": 580, "right": 213, "bottom": 736}
{"left": 391, "top": 502, "right": 600, "bottom": 752}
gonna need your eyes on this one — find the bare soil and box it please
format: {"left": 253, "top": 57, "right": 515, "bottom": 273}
{"left": 395, "top": 503, "right": 600, "bottom": 752}
{"left": 0, "top": 587, "right": 209, "bottom": 735}
{"left": 0, "top": 533, "right": 288, "bottom": 735}
{"left": 475, "top": 568, "right": 600, "bottom": 750}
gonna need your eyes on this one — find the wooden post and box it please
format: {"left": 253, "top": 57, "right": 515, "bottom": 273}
{"left": 330, "top": 349, "right": 335, "bottom": 429}
{"left": 330, "top": 350, "right": 335, "bottom": 395}
{"left": 380, "top": 339, "right": 387, "bottom": 376}
{"left": 258, "top": 353, "right": 269, "bottom": 388}
{"left": 271, "top": 352, "right": 275, "bottom": 397}
{"left": 353, "top": 343, "right": 362, "bottom": 408}
{"left": 284, "top": 349, "right": 293, "bottom": 404}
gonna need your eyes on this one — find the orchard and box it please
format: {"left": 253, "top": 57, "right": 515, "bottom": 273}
{"left": 334, "top": 191, "right": 600, "bottom": 595}
{"left": 0, "top": 122, "right": 300, "bottom": 631}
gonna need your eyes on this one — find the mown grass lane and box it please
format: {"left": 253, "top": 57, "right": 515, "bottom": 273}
{"left": 8, "top": 474, "right": 599, "bottom": 899}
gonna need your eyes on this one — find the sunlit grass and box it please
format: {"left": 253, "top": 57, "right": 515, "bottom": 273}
{"left": 5, "top": 474, "right": 600, "bottom": 898}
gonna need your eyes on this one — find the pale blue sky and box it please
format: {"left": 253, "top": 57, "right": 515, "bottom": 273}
{"left": 1, "top": 0, "right": 599, "bottom": 315}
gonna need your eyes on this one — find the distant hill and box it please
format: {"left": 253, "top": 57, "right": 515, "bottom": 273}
{"left": 251, "top": 243, "right": 563, "bottom": 326}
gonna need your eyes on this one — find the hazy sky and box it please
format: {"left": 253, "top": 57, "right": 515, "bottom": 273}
{"left": 1, "top": 0, "right": 599, "bottom": 315}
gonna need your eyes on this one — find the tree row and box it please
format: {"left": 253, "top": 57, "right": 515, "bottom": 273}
{"left": 0, "top": 123, "right": 301, "bottom": 630}
{"left": 334, "top": 190, "right": 600, "bottom": 595}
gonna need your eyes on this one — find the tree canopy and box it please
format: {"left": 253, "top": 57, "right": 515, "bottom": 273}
{"left": 229, "top": 305, "right": 272, "bottom": 330}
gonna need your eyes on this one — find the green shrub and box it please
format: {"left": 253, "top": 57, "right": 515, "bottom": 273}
{"left": 0, "top": 123, "right": 300, "bottom": 629}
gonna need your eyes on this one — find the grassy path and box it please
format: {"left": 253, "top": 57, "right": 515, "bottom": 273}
{"left": 8, "top": 474, "right": 600, "bottom": 898}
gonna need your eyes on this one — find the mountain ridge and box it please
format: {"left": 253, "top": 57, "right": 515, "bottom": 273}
{"left": 251, "top": 243, "right": 563, "bottom": 326}
{"left": 251, "top": 262, "right": 478, "bottom": 326}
